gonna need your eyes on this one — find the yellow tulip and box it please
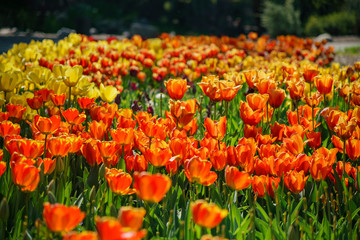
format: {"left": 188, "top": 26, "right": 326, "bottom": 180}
{"left": 86, "top": 85, "right": 100, "bottom": 99}
{"left": 46, "top": 79, "right": 68, "bottom": 95}
{"left": 64, "top": 65, "right": 83, "bottom": 87}
{"left": 72, "top": 76, "right": 92, "bottom": 96}
{"left": 99, "top": 84, "right": 118, "bottom": 103}
{"left": 0, "top": 71, "right": 23, "bottom": 92}
{"left": 26, "top": 66, "right": 53, "bottom": 88}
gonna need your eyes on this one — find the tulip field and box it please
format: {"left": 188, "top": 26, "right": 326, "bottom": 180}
{"left": 1, "top": 32, "right": 360, "bottom": 240}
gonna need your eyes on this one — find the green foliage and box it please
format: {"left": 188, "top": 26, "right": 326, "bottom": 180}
{"left": 260, "top": 0, "right": 302, "bottom": 37}
{"left": 304, "top": 11, "right": 356, "bottom": 36}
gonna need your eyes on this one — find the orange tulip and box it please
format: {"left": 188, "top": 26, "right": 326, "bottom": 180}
{"left": 37, "top": 158, "right": 56, "bottom": 175}
{"left": 105, "top": 168, "right": 135, "bottom": 195}
{"left": 315, "top": 74, "right": 333, "bottom": 95}
{"left": 255, "top": 78, "right": 276, "bottom": 95}
{"left": 184, "top": 156, "right": 217, "bottom": 186}
{"left": 244, "top": 124, "right": 262, "bottom": 139}
{"left": 95, "top": 216, "right": 147, "bottom": 240}
{"left": 97, "top": 141, "right": 120, "bottom": 159}
{"left": 219, "top": 80, "right": 241, "bottom": 102}
{"left": 168, "top": 99, "right": 197, "bottom": 128}
{"left": 78, "top": 97, "right": 96, "bottom": 110}
{"left": 204, "top": 116, "right": 226, "bottom": 141}
{"left": 118, "top": 206, "right": 146, "bottom": 231}
{"left": 270, "top": 122, "right": 285, "bottom": 142}
{"left": 133, "top": 172, "right": 171, "bottom": 203}
{"left": 81, "top": 139, "right": 102, "bottom": 166}
{"left": 282, "top": 133, "right": 304, "bottom": 155}
{"left": 144, "top": 147, "right": 172, "bottom": 167}
{"left": 305, "top": 131, "right": 321, "bottom": 150}
{"left": 125, "top": 154, "right": 148, "bottom": 173}
{"left": 33, "top": 115, "right": 61, "bottom": 135}
{"left": 164, "top": 78, "right": 189, "bottom": 100}
{"left": 140, "top": 121, "right": 168, "bottom": 141}
{"left": 225, "top": 166, "right": 251, "bottom": 191}
{"left": 43, "top": 203, "right": 85, "bottom": 233}
{"left": 334, "top": 118, "right": 357, "bottom": 141}
{"left": 284, "top": 170, "right": 309, "bottom": 194}
{"left": 11, "top": 162, "right": 40, "bottom": 191}
{"left": 34, "top": 88, "right": 54, "bottom": 102}
{"left": 191, "top": 200, "right": 228, "bottom": 229}
{"left": 304, "top": 91, "right": 323, "bottom": 107}
{"left": 169, "top": 137, "right": 189, "bottom": 164}
{"left": 16, "top": 138, "right": 44, "bottom": 159}
{"left": 345, "top": 138, "right": 360, "bottom": 161}
{"left": 303, "top": 68, "right": 319, "bottom": 83}
{"left": 62, "top": 108, "right": 86, "bottom": 126}
{"left": 0, "top": 120, "right": 21, "bottom": 138}
{"left": 252, "top": 175, "right": 280, "bottom": 198}
{"left": 50, "top": 93, "right": 66, "bottom": 106}
{"left": 287, "top": 81, "right": 304, "bottom": 101}
{"left": 246, "top": 93, "right": 268, "bottom": 110}
{"left": 63, "top": 231, "right": 98, "bottom": 240}
{"left": 88, "top": 120, "right": 106, "bottom": 140}
{"left": 310, "top": 157, "right": 332, "bottom": 181}
{"left": 26, "top": 96, "right": 43, "bottom": 110}
{"left": 243, "top": 70, "right": 257, "bottom": 89}
{"left": 268, "top": 88, "right": 286, "bottom": 109}
{"left": 111, "top": 128, "right": 134, "bottom": 145}
{"left": 47, "top": 136, "right": 72, "bottom": 157}
{"left": 0, "top": 112, "right": 9, "bottom": 122}
{"left": 209, "top": 149, "right": 227, "bottom": 171}
{"left": 331, "top": 135, "right": 344, "bottom": 153}
{"left": 0, "top": 161, "right": 6, "bottom": 177}
{"left": 6, "top": 104, "right": 26, "bottom": 123}
{"left": 239, "top": 101, "right": 263, "bottom": 126}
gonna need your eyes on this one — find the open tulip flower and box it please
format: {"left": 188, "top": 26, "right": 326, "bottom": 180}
{"left": 164, "top": 78, "right": 189, "bottom": 100}
{"left": 43, "top": 203, "right": 85, "bottom": 233}
{"left": 191, "top": 200, "right": 228, "bottom": 229}
{"left": 133, "top": 172, "right": 171, "bottom": 203}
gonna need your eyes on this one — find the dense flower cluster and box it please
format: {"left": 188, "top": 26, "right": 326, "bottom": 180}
{"left": 0, "top": 33, "right": 359, "bottom": 240}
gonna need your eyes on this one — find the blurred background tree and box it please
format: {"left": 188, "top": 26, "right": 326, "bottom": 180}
{"left": 0, "top": 0, "right": 358, "bottom": 37}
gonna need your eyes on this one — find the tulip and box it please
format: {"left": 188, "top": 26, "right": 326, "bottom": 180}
{"left": 111, "top": 128, "right": 134, "bottom": 145}
{"left": 284, "top": 170, "right": 309, "bottom": 194}
{"left": 246, "top": 93, "right": 268, "bottom": 111}
{"left": 100, "top": 84, "right": 119, "bottom": 103}
{"left": 225, "top": 166, "right": 251, "bottom": 191}
{"left": 105, "top": 168, "right": 135, "bottom": 195}
{"left": 37, "top": 158, "right": 56, "bottom": 175}
{"left": 239, "top": 101, "right": 263, "bottom": 126}
{"left": 6, "top": 104, "right": 26, "bottom": 123}
{"left": 95, "top": 216, "right": 147, "bottom": 240}
{"left": 81, "top": 139, "right": 102, "bottom": 166}
{"left": 11, "top": 162, "right": 40, "bottom": 191}
{"left": 43, "top": 202, "right": 85, "bottom": 233}
{"left": 77, "top": 97, "right": 96, "bottom": 110}
{"left": 63, "top": 231, "right": 98, "bottom": 240}
{"left": 125, "top": 154, "right": 148, "bottom": 173}
{"left": 204, "top": 116, "right": 227, "bottom": 141}
{"left": 268, "top": 88, "right": 286, "bottom": 109}
{"left": 282, "top": 133, "right": 304, "bottom": 155}
{"left": 16, "top": 138, "right": 44, "bottom": 159}
{"left": 0, "top": 120, "right": 21, "bottom": 138}
{"left": 47, "top": 136, "right": 71, "bottom": 157}
{"left": 0, "top": 161, "right": 6, "bottom": 177}
{"left": 164, "top": 78, "right": 189, "bottom": 100}
{"left": 345, "top": 139, "right": 360, "bottom": 161}
{"left": 184, "top": 156, "right": 217, "bottom": 186}
{"left": 144, "top": 147, "right": 172, "bottom": 167}
{"left": 26, "top": 96, "right": 43, "bottom": 110}
{"left": 62, "top": 108, "right": 86, "bottom": 126}
{"left": 315, "top": 74, "right": 333, "bottom": 95}
{"left": 133, "top": 172, "right": 171, "bottom": 203}
{"left": 118, "top": 206, "right": 146, "bottom": 231}
{"left": 33, "top": 115, "right": 61, "bottom": 135}
{"left": 191, "top": 200, "right": 228, "bottom": 228}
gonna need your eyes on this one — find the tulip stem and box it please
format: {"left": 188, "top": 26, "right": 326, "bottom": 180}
{"left": 43, "top": 134, "right": 48, "bottom": 159}
{"left": 312, "top": 106, "right": 315, "bottom": 131}
{"left": 68, "top": 87, "right": 72, "bottom": 108}
{"left": 296, "top": 102, "right": 300, "bottom": 125}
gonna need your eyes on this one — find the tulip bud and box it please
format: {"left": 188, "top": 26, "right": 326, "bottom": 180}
{"left": 99, "top": 164, "right": 105, "bottom": 179}
{"left": 48, "top": 191, "right": 57, "bottom": 204}
{"left": 47, "top": 179, "right": 55, "bottom": 193}
{"left": 56, "top": 157, "right": 64, "bottom": 173}
{"left": 0, "top": 198, "right": 9, "bottom": 222}
{"left": 89, "top": 185, "right": 96, "bottom": 202}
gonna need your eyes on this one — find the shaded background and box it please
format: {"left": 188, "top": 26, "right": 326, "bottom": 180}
{"left": 0, "top": 0, "right": 359, "bottom": 37}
